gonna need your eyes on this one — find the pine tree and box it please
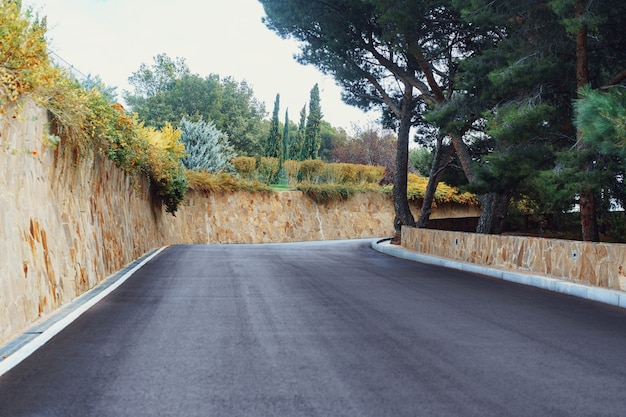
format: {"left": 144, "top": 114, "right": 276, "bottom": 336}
{"left": 303, "top": 84, "right": 322, "bottom": 160}
{"left": 265, "top": 93, "right": 283, "bottom": 161}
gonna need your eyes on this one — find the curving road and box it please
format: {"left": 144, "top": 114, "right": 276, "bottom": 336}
{"left": 1, "top": 240, "right": 626, "bottom": 416}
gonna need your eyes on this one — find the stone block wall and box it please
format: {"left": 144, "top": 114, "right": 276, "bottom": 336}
{"left": 401, "top": 227, "right": 626, "bottom": 292}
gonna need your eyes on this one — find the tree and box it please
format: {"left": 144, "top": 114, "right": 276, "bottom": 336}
{"left": 125, "top": 53, "right": 189, "bottom": 99}
{"left": 292, "top": 104, "right": 307, "bottom": 160}
{"left": 409, "top": 147, "right": 434, "bottom": 177}
{"left": 318, "top": 121, "right": 347, "bottom": 162}
{"left": 265, "top": 93, "right": 283, "bottom": 160}
{"left": 302, "top": 83, "right": 322, "bottom": 160}
{"left": 179, "top": 117, "right": 236, "bottom": 172}
{"left": 81, "top": 74, "right": 117, "bottom": 103}
{"left": 261, "top": 0, "right": 476, "bottom": 240}
{"left": 124, "top": 54, "right": 267, "bottom": 156}
{"left": 331, "top": 125, "right": 396, "bottom": 183}
{"left": 549, "top": 0, "right": 626, "bottom": 241}
{"left": 283, "top": 109, "right": 290, "bottom": 161}
{"left": 576, "top": 87, "right": 626, "bottom": 149}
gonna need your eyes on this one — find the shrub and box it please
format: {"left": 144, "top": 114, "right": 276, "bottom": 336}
{"left": 299, "top": 159, "right": 324, "bottom": 183}
{"left": 257, "top": 157, "right": 280, "bottom": 184}
{"left": 297, "top": 183, "right": 354, "bottom": 204}
{"left": 232, "top": 156, "right": 257, "bottom": 180}
{"left": 179, "top": 117, "right": 235, "bottom": 172}
{"left": 0, "top": 1, "right": 50, "bottom": 110}
{"left": 186, "top": 170, "right": 271, "bottom": 193}
{"left": 283, "top": 159, "right": 300, "bottom": 185}
{"left": 363, "top": 166, "right": 386, "bottom": 184}
{"left": 382, "top": 173, "right": 478, "bottom": 205}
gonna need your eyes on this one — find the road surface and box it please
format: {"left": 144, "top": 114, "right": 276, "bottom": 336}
{"left": 1, "top": 240, "right": 626, "bottom": 416}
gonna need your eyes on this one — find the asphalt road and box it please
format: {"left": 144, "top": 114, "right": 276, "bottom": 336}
{"left": 1, "top": 240, "right": 626, "bottom": 417}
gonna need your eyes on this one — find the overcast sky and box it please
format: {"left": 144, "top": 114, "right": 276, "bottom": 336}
{"left": 23, "top": 0, "right": 377, "bottom": 132}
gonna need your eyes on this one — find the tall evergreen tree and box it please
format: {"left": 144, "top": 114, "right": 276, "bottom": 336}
{"left": 303, "top": 84, "right": 322, "bottom": 160}
{"left": 549, "top": 0, "right": 626, "bottom": 241}
{"left": 283, "top": 109, "right": 290, "bottom": 161}
{"left": 440, "top": 0, "right": 572, "bottom": 233}
{"left": 292, "top": 104, "right": 307, "bottom": 160}
{"left": 265, "top": 93, "right": 283, "bottom": 161}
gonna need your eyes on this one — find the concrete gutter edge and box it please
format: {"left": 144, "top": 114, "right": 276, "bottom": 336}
{"left": 371, "top": 239, "right": 626, "bottom": 310}
{"left": 0, "top": 246, "right": 168, "bottom": 378}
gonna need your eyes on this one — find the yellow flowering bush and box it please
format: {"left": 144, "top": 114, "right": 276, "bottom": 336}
{"left": 0, "top": 1, "right": 50, "bottom": 109}
{"left": 383, "top": 173, "right": 478, "bottom": 206}
{"left": 1, "top": 1, "right": 188, "bottom": 213}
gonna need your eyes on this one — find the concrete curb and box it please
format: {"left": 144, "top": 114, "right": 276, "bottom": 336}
{"left": 0, "top": 247, "right": 168, "bottom": 378}
{"left": 371, "top": 239, "right": 626, "bottom": 309}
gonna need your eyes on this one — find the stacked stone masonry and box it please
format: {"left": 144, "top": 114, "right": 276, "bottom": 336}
{"left": 402, "top": 227, "right": 626, "bottom": 293}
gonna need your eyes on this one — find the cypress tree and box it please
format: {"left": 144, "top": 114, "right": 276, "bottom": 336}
{"left": 303, "top": 84, "right": 322, "bottom": 160}
{"left": 293, "top": 104, "right": 307, "bottom": 160}
{"left": 265, "top": 93, "right": 283, "bottom": 161}
{"left": 283, "top": 109, "right": 290, "bottom": 162}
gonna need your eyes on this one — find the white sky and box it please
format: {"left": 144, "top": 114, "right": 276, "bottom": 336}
{"left": 23, "top": 0, "right": 377, "bottom": 132}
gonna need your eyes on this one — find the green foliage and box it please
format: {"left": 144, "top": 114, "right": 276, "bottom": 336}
{"left": 265, "top": 94, "right": 283, "bottom": 160}
{"left": 291, "top": 105, "right": 307, "bottom": 160}
{"left": 283, "top": 109, "right": 290, "bottom": 161}
{"left": 485, "top": 103, "right": 554, "bottom": 144}
{"left": 257, "top": 156, "right": 280, "bottom": 184}
{"left": 302, "top": 84, "right": 322, "bottom": 159}
{"left": 296, "top": 184, "right": 358, "bottom": 204}
{"left": 575, "top": 86, "right": 626, "bottom": 154}
{"left": 126, "top": 53, "right": 190, "bottom": 98}
{"left": 409, "top": 147, "right": 434, "bottom": 177}
{"left": 124, "top": 55, "right": 267, "bottom": 156}
{"left": 469, "top": 144, "right": 555, "bottom": 195}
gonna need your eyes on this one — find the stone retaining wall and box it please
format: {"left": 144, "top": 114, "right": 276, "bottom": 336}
{"left": 401, "top": 227, "right": 626, "bottom": 292}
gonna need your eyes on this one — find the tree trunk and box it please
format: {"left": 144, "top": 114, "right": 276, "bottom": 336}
{"left": 417, "top": 136, "right": 453, "bottom": 228}
{"left": 391, "top": 95, "right": 416, "bottom": 244}
{"left": 579, "top": 191, "right": 600, "bottom": 241}
{"left": 449, "top": 131, "right": 475, "bottom": 182}
{"left": 476, "top": 191, "right": 512, "bottom": 234}
{"left": 575, "top": 0, "right": 599, "bottom": 242}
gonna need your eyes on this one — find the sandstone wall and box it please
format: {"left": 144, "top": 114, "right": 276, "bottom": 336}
{"left": 0, "top": 101, "right": 479, "bottom": 345}
{"left": 402, "top": 227, "right": 626, "bottom": 292}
